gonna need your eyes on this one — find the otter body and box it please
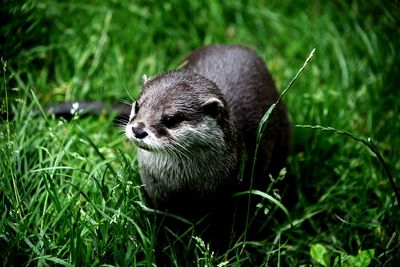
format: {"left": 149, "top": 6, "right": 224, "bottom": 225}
{"left": 125, "top": 45, "right": 290, "bottom": 240}
{"left": 184, "top": 45, "right": 290, "bottom": 185}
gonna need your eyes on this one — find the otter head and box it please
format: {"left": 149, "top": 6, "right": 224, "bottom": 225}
{"left": 125, "top": 70, "right": 232, "bottom": 155}
{"left": 125, "top": 70, "right": 240, "bottom": 204}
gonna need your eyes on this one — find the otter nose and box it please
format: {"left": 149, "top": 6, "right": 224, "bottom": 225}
{"left": 132, "top": 127, "right": 148, "bottom": 139}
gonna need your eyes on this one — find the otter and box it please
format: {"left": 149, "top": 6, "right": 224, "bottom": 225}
{"left": 125, "top": 45, "right": 290, "bottom": 249}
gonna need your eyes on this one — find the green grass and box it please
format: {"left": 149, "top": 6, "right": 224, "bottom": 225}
{"left": 1, "top": 0, "right": 400, "bottom": 265}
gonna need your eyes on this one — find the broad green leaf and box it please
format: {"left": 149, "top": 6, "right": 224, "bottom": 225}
{"left": 310, "top": 243, "right": 329, "bottom": 267}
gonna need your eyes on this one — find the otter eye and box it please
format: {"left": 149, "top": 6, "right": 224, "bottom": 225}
{"left": 161, "top": 113, "right": 185, "bottom": 129}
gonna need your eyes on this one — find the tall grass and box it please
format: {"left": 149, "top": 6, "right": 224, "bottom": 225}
{"left": 1, "top": 0, "right": 399, "bottom": 265}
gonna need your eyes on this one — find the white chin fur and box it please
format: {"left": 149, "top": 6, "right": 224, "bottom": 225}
{"left": 125, "top": 124, "right": 161, "bottom": 151}
{"left": 137, "top": 117, "right": 230, "bottom": 199}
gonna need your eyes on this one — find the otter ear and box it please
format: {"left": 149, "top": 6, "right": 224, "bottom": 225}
{"left": 201, "top": 97, "right": 224, "bottom": 118}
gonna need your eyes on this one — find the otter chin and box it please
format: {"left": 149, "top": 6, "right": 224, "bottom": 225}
{"left": 125, "top": 44, "right": 290, "bottom": 252}
{"left": 131, "top": 140, "right": 153, "bottom": 151}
